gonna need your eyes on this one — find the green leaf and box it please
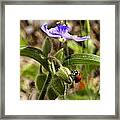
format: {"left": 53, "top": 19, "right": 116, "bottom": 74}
{"left": 36, "top": 74, "right": 47, "bottom": 91}
{"left": 67, "top": 40, "right": 82, "bottom": 54}
{"left": 42, "top": 66, "right": 49, "bottom": 75}
{"left": 42, "top": 38, "right": 52, "bottom": 57}
{"left": 38, "top": 72, "right": 52, "bottom": 100}
{"left": 84, "top": 40, "right": 96, "bottom": 54}
{"left": 54, "top": 48, "right": 64, "bottom": 62}
{"left": 84, "top": 20, "right": 90, "bottom": 35}
{"left": 51, "top": 75, "right": 65, "bottom": 95}
{"left": 20, "top": 47, "right": 50, "bottom": 71}
{"left": 83, "top": 20, "right": 91, "bottom": 36}
{"left": 21, "top": 63, "right": 39, "bottom": 80}
{"left": 20, "top": 30, "right": 28, "bottom": 48}
{"left": 65, "top": 94, "right": 90, "bottom": 100}
{"left": 81, "top": 64, "right": 98, "bottom": 80}
{"left": 47, "top": 87, "right": 58, "bottom": 100}
{"left": 55, "top": 67, "right": 71, "bottom": 84}
{"left": 51, "top": 61, "right": 56, "bottom": 74}
{"left": 20, "top": 39, "right": 28, "bottom": 48}
{"left": 63, "top": 53, "right": 100, "bottom": 66}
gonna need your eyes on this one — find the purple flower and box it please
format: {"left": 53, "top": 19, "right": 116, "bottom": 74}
{"left": 41, "top": 23, "right": 90, "bottom": 41}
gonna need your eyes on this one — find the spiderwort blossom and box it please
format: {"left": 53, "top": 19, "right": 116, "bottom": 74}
{"left": 41, "top": 23, "right": 90, "bottom": 41}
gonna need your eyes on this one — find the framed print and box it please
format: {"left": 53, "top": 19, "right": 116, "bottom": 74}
{"left": 0, "top": 0, "right": 120, "bottom": 119}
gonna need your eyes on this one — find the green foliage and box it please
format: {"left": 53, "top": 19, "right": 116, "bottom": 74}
{"left": 54, "top": 48, "right": 64, "bottom": 62}
{"left": 47, "top": 75, "right": 66, "bottom": 100}
{"left": 64, "top": 53, "right": 100, "bottom": 66}
{"left": 66, "top": 95, "right": 89, "bottom": 100}
{"left": 38, "top": 72, "right": 52, "bottom": 100}
{"left": 20, "top": 41, "right": 100, "bottom": 100}
{"left": 47, "top": 87, "right": 58, "bottom": 100}
{"left": 20, "top": 30, "right": 28, "bottom": 48}
{"left": 36, "top": 74, "right": 47, "bottom": 91}
{"left": 21, "top": 63, "right": 39, "bottom": 80}
{"left": 51, "top": 75, "right": 65, "bottom": 95}
{"left": 67, "top": 40, "right": 82, "bottom": 53}
{"left": 80, "top": 20, "right": 90, "bottom": 36}
{"left": 84, "top": 40, "right": 96, "bottom": 53}
{"left": 20, "top": 47, "right": 50, "bottom": 71}
{"left": 81, "top": 65, "right": 98, "bottom": 80}
{"left": 85, "top": 87, "right": 100, "bottom": 100}
{"left": 65, "top": 93, "right": 89, "bottom": 100}
{"left": 51, "top": 61, "right": 56, "bottom": 74}
{"left": 42, "top": 38, "right": 52, "bottom": 57}
{"left": 20, "top": 38, "right": 28, "bottom": 48}
{"left": 55, "top": 66, "right": 71, "bottom": 84}
{"left": 96, "top": 50, "right": 100, "bottom": 56}
{"left": 42, "top": 66, "right": 49, "bottom": 75}
{"left": 84, "top": 20, "right": 91, "bottom": 35}
{"left": 63, "top": 88, "right": 100, "bottom": 100}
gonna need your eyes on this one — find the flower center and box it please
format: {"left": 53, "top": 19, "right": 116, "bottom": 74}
{"left": 57, "top": 24, "right": 69, "bottom": 37}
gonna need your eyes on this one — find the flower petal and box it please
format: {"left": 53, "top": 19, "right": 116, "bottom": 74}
{"left": 41, "top": 23, "right": 49, "bottom": 33}
{"left": 72, "top": 35, "right": 90, "bottom": 41}
{"left": 41, "top": 23, "right": 61, "bottom": 38}
{"left": 62, "top": 33, "right": 73, "bottom": 40}
{"left": 41, "top": 23, "right": 90, "bottom": 42}
{"left": 49, "top": 27, "right": 60, "bottom": 35}
{"left": 62, "top": 33, "right": 90, "bottom": 42}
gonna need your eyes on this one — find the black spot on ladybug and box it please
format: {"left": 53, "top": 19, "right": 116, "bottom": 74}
{"left": 70, "top": 70, "right": 81, "bottom": 83}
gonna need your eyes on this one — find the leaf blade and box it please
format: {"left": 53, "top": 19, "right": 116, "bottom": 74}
{"left": 51, "top": 75, "right": 65, "bottom": 95}
{"left": 54, "top": 48, "right": 64, "bottom": 62}
{"left": 67, "top": 40, "right": 82, "bottom": 53}
{"left": 47, "top": 86, "right": 58, "bottom": 100}
{"left": 63, "top": 53, "right": 100, "bottom": 66}
{"left": 36, "top": 74, "right": 47, "bottom": 91}
{"left": 20, "top": 47, "right": 50, "bottom": 71}
{"left": 42, "top": 38, "right": 52, "bottom": 57}
{"left": 38, "top": 72, "right": 52, "bottom": 100}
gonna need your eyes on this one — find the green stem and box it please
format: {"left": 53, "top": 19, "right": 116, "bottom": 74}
{"left": 48, "top": 56, "right": 62, "bottom": 68}
{"left": 86, "top": 20, "right": 90, "bottom": 34}
{"left": 63, "top": 40, "right": 70, "bottom": 98}
{"left": 64, "top": 83, "right": 68, "bottom": 99}
{"left": 38, "top": 72, "right": 52, "bottom": 100}
{"left": 63, "top": 41, "right": 69, "bottom": 64}
{"left": 51, "top": 60, "right": 56, "bottom": 74}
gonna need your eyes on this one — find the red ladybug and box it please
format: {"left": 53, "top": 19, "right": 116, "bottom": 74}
{"left": 75, "top": 74, "right": 81, "bottom": 83}
{"left": 71, "top": 70, "right": 81, "bottom": 83}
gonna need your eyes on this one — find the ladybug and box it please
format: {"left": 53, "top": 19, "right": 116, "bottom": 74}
{"left": 70, "top": 70, "right": 81, "bottom": 83}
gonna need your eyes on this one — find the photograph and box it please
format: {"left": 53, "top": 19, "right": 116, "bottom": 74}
{"left": 20, "top": 20, "right": 100, "bottom": 100}
{"left": 2, "top": 1, "right": 118, "bottom": 118}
